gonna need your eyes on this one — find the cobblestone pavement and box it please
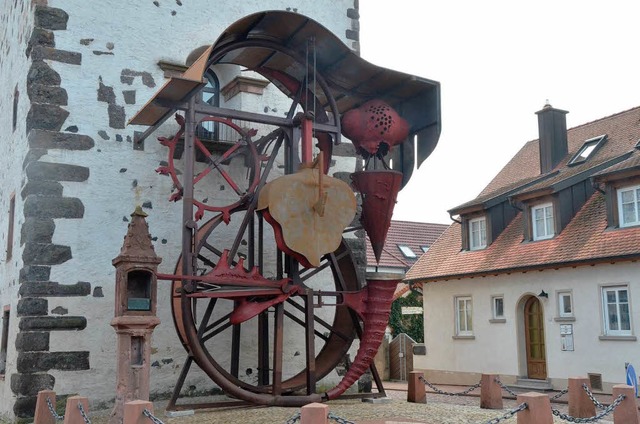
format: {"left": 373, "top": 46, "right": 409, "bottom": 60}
{"left": 86, "top": 383, "right": 619, "bottom": 424}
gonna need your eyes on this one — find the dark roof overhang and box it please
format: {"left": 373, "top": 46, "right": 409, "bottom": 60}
{"left": 592, "top": 152, "right": 640, "bottom": 183}
{"left": 447, "top": 172, "right": 559, "bottom": 216}
{"left": 510, "top": 152, "right": 634, "bottom": 202}
{"left": 129, "top": 11, "right": 441, "bottom": 185}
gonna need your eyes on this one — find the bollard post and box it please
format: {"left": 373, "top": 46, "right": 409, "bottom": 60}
{"left": 124, "top": 400, "right": 154, "bottom": 424}
{"left": 300, "top": 402, "right": 329, "bottom": 424}
{"left": 567, "top": 377, "right": 596, "bottom": 418}
{"left": 480, "top": 374, "right": 503, "bottom": 409}
{"left": 407, "top": 371, "right": 426, "bottom": 404}
{"left": 516, "top": 392, "right": 553, "bottom": 424}
{"left": 613, "top": 384, "right": 639, "bottom": 424}
{"left": 62, "top": 396, "right": 89, "bottom": 424}
{"left": 34, "top": 390, "right": 57, "bottom": 424}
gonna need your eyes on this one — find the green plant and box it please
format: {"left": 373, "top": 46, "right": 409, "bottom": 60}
{"left": 388, "top": 291, "right": 424, "bottom": 342}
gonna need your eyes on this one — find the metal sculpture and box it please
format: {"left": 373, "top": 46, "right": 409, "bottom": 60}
{"left": 128, "top": 11, "right": 440, "bottom": 409}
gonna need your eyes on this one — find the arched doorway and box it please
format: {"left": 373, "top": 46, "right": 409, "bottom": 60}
{"left": 524, "top": 296, "right": 547, "bottom": 379}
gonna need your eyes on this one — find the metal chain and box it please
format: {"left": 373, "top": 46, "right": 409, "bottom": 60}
{"left": 46, "top": 397, "right": 64, "bottom": 421}
{"left": 581, "top": 384, "right": 606, "bottom": 409}
{"left": 143, "top": 409, "right": 165, "bottom": 424}
{"left": 327, "top": 412, "right": 355, "bottom": 424}
{"left": 550, "top": 388, "right": 569, "bottom": 401}
{"left": 493, "top": 378, "right": 518, "bottom": 397}
{"left": 483, "top": 402, "right": 528, "bottom": 424}
{"left": 419, "top": 375, "right": 482, "bottom": 396}
{"left": 77, "top": 402, "right": 91, "bottom": 424}
{"left": 284, "top": 412, "right": 301, "bottom": 424}
{"left": 551, "top": 393, "right": 625, "bottom": 423}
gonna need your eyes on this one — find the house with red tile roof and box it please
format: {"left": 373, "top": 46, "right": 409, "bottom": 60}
{"left": 406, "top": 103, "right": 640, "bottom": 393}
{"left": 366, "top": 220, "right": 448, "bottom": 274}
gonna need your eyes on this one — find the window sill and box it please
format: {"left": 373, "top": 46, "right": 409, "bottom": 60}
{"left": 554, "top": 316, "right": 576, "bottom": 322}
{"left": 452, "top": 335, "right": 475, "bottom": 340}
{"left": 489, "top": 318, "right": 506, "bottom": 324}
{"left": 599, "top": 335, "right": 636, "bottom": 341}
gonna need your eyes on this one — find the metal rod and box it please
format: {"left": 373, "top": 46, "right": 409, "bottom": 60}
{"left": 258, "top": 311, "right": 269, "bottom": 386}
{"left": 283, "top": 309, "right": 328, "bottom": 341}
{"left": 166, "top": 355, "right": 194, "bottom": 411}
{"left": 231, "top": 304, "right": 240, "bottom": 378}
{"left": 272, "top": 303, "right": 284, "bottom": 396}
{"left": 304, "top": 291, "right": 316, "bottom": 394}
{"left": 181, "top": 96, "right": 197, "bottom": 290}
{"left": 285, "top": 298, "right": 351, "bottom": 342}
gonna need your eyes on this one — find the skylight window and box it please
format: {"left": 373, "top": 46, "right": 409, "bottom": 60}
{"left": 421, "top": 246, "right": 429, "bottom": 253}
{"left": 568, "top": 135, "right": 606, "bottom": 165}
{"left": 398, "top": 245, "right": 417, "bottom": 258}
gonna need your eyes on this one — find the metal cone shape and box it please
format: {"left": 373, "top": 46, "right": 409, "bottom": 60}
{"left": 351, "top": 170, "right": 403, "bottom": 263}
{"left": 326, "top": 272, "right": 404, "bottom": 400}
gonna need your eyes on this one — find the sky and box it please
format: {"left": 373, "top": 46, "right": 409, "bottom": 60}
{"left": 358, "top": 1, "right": 640, "bottom": 224}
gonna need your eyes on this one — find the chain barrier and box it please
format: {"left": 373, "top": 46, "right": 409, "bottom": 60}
{"left": 418, "top": 375, "right": 482, "bottom": 396}
{"left": 493, "top": 378, "right": 518, "bottom": 397}
{"left": 551, "top": 393, "right": 625, "bottom": 423}
{"left": 77, "top": 402, "right": 91, "bottom": 424}
{"left": 482, "top": 402, "right": 528, "bottom": 424}
{"left": 550, "top": 388, "right": 569, "bottom": 401}
{"left": 143, "top": 408, "right": 165, "bottom": 424}
{"left": 581, "top": 384, "right": 606, "bottom": 409}
{"left": 327, "top": 412, "right": 355, "bottom": 424}
{"left": 284, "top": 412, "right": 301, "bottom": 423}
{"left": 46, "top": 397, "right": 64, "bottom": 421}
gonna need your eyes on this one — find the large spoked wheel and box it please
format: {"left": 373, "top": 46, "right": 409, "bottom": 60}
{"left": 171, "top": 208, "right": 362, "bottom": 404}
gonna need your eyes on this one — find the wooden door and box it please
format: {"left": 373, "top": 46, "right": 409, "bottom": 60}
{"left": 525, "top": 296, "right": 547, "bottom": 379}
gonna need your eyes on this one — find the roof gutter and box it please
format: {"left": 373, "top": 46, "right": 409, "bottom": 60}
{"left": 407, "top": 253, "right": 640, "bottom": 285}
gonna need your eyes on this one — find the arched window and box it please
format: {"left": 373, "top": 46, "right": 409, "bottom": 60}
{"left": 197, "top": 69, "right": 219, "bottom": 141}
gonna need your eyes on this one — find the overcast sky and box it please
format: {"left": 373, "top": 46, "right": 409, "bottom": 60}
{"left": 358, "top": 1, "right": 640, "bottom": 224}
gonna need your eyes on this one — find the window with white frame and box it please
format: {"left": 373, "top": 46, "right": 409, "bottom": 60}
{"left": 532, "top": 202, "right": 554, "bottom": 240}
{"left": 469, "top": 217, "right": 487, "bottom": 250}
{"left": 398, "top": 245, "right": 417, "bottom": 259}
{"left": 617, "top": 184, "right": 640, "bottom": 228}
{"left": 455, "top": 296, "right": 473, "bottom": 335}
{"left": 602, "top": 285, "right": 631, "bottom": 336}
{"left": 557, "top": 291, "right": 573, "bottom": 317}
{"left": 492, "top": 296, "right": 504, "bottom": 319}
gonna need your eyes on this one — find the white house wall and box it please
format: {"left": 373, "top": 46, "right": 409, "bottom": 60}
{"left": 417, "top": 262, "right": 640, "bottom": 392}
{"left": 3, "top": 0, "right": 362, "bottom": 419}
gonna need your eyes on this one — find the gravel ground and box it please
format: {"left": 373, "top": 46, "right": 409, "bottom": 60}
{"left": 83, "top": 388, "right": 615, "bottom": 424}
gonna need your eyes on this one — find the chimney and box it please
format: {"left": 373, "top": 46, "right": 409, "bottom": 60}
{"left": 535, "top": 102, "right": 568, "bottom": 174}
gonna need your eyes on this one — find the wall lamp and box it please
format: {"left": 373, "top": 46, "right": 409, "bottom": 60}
{"left": 538, "top": 290, "right": 549, "bottom": 298}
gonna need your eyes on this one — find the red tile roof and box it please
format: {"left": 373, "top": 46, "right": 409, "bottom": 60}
{"left": 365, "top": 220, "right": 448, "bottom": 270}
{"left": 451, "top": 106, "right": 640, "bottom": 212}
{"left": 407, "top": 105, "right": 640, "bottom": 283}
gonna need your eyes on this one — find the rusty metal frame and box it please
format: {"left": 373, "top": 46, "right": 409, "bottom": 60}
{"left": 155, "top": 33, "right": 394, "bottom": 410}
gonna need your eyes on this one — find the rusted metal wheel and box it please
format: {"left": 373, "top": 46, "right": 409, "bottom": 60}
{"left": 171, "top": 207, "right": 361, "bottom": 405}
{"left": 157, "top": 115, "right": 261, "bottom": 223}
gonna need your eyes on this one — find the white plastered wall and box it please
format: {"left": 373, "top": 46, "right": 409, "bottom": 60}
{"left": 33, "top": 0, "right": 359, "bottom": 408}
{"left": 416, "top": 262, "right": 640, "bottom": 392}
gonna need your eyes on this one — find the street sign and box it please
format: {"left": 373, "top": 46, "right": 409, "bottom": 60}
{"left": 401, "top": 306, "right": 423, "bottom": 315}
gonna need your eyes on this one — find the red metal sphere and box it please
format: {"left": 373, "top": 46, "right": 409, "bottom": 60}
{"left": 341, "top": 99, "right": 410, "bottom": 157}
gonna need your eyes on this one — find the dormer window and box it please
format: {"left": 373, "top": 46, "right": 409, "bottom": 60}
{"left": 469, "top": 217, "right": 487, "bottom": 250}
{"left": 532, "top": 202, "right": 555, "bottom": 240}
{"left": 618, "top": 184, "right": 640, "bottom": 228}
{"left": 568, "top": 135, "right": 606, "bottom": 166}
{"left": 398, "top": 245, "right": 417, "bottom": 259}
